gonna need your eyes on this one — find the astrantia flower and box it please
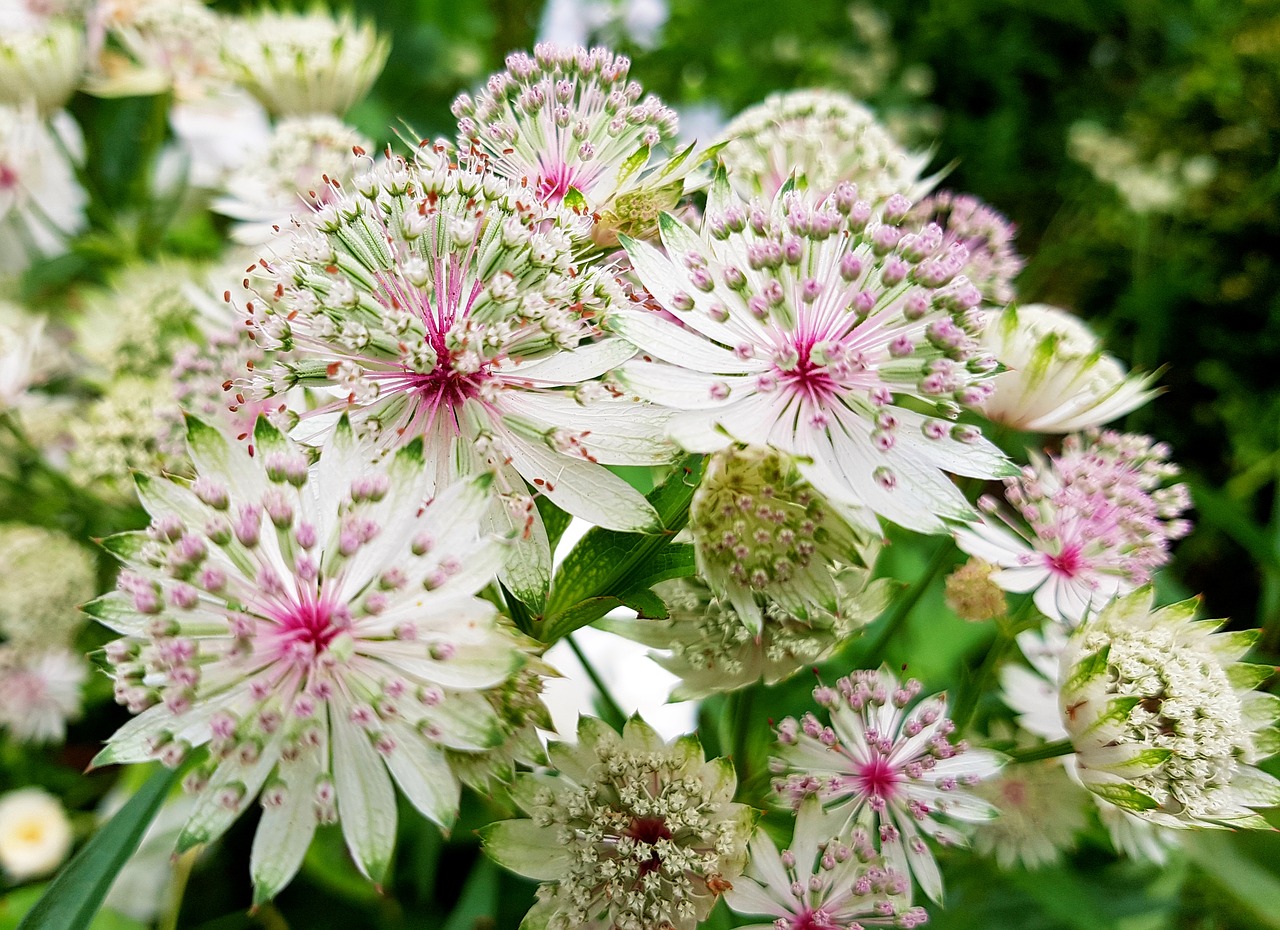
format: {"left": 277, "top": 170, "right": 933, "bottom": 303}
{"left": 453, "top": 43, "right": 699, "bottom": 248}
{"left": 221, "top": 7, "right": 390, "bottom": 117}
{"left": 0, "top": 788, "right": 73, "bottom": 881}
{"left": 725, "top": 796, "right": 926, "bottom": 930}
{"left": 1058, "top": 586, "right": 1280, "bottom": 829}
{"left": 955, "top": 429, "right": 1191, "bottom": 625}
{"left": 481, "top": 715, "right": 753, "bottom": 930}
{"left": 0, "top": 523, "right": 95, "bottom": 651}
{"left": 906, "top": 191, "right": 1023, "bottom": 304}
{"left": 212, "top": 115, "right": 370, "bottom": 246}
{"left": 445, "top": 662, "right": 554, "bottom": 790}
{"left": 0, "top": 104, "right": 87, "bottom": 275}
{"left": 969, "top": 759, "right": 1087, "bottom": 870}
{"left": 0, "top": 646, "right": 85, "bottom": 744}
{"left": 0, "top": 311, "right": 53, "bottom": 412}
{"left": 68, "top": 374, "right": 188, "bottom": 493}
{"left": 603, "top": 568, "right": 893, "bottom": 700}
{"left": 0, "top": 15, "right": 85, "bottom": 113}
{"left": 88, "top": 0, "right": 224, "bottom": 99}
{"left": 247, "top": 148, "right": 669, "bottom": 603}
{"left": 943, "top": 557, "right": 1007, "bottom": 622}
{"left": 772, "top": 667, "right": 1003, "bottom": 901}
{"left": 720, "top": 89, "right": 931, "bottom": 202}
{"left": 976, "top": 304, "right": 1157, "bottom": 433}
{"left": 614, "top": 177, "right": 1014, "bottom": 535}
{"left": 88, "top": 416, "right": 541, "bottom": 901}
{"left": 689, "top": 445, "right": 877, "bottom": 630}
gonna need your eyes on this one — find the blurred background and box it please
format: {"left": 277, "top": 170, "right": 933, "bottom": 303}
{"left": 6, "top": 0, "right": 1280, "bottom": 927}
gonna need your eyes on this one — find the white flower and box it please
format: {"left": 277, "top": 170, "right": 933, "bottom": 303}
{"left": 0, "top": 15, "right": 86, "bottom": 114}
{"left": 166, "top": 88, "right": 271, "bottom": 190}
{"left": 0, "top": 788, "right": 73, "bottom": 881}
{"left": 725, "top": 796, "right": 926, "bottom": 930}
{"left": 977, "top": 304, "right": 1157, "bottom": 433}
{"left": 0, "top": 104, "right": 87, "bottom": 276}
{"left": 481, "top": 715, "right": 754, "bottom": 930}
{"left": 212, "top": 114, "right": 370, "bottom": 246}
{"left": 1059, "top": 586, "right": 1280, "bottom": 829}
{"left": 247, "top": 148, "right": 672, "bottom": 604}
{"left": 0, "top": 311, "right": 52, "bottom": 413}
{"left": 88, "top": 0, "right": 224, "bottom": 100}
{"left": 88, "top": 415, "right": 545, "bottom": 901}
{"left": 615, "top": 176, "right": 1014, "bottom": 535}
{"left": 221, "top": 7, "right": 389, "bottom": 117}
{"left": 720, "top": 89, "right": 932, "bottom": 202}
{"left": 955, "top": 429, "right": 1191, "bottom": 625}
{"left": 0, "top": 647, "right": 86, "bottom": 745}
{"left": 772, "top": 666, "right": 1004, "bottom": 902}
{"left": 970, "top": 759, "right": 1088, "bottom": 870}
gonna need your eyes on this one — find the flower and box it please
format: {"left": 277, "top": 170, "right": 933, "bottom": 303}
{"left": 720, "top": 89, "right": 931, "bottom": 202}
{"left": 772, "top": 666, "right": 1003, "bottom": 902}
{"left": 954, "top": 429, "right": 1191, "bottom": 625}
{"left": 452, "top": 43, "right": 701, "bottom": 248}
{"left": 88, "top": 0, "right": 224, "bottom": 99}
{"left": 212, "top": 114, "right": 371, "bottom": 246}
{"left": 0, "top": 104, "right": 86, "bottom": 275}
{"left": 689, "top": 445, "right": 878, "bottom": 630}
{"left": 976, "top": 304, "right": 1158, "bottom": 433}
{"left": 1058, "top": 586, "right": 1280, "bottom": 829}
{"left": 969, "top": 758, "right": 1088, "bottom": 870}
{"left": 221, "top": 7, "right": 390, "bottom": 117}
{"left": 906, "top": 191, "right": 1023, "bottom": 305}
{"left": 725, "top": 795, "right": 927, "bottom": 930}
{"left": 943, "top": 557, "right": 1007, "bottom": 622}
{"left": 67, "top": 374, "right": 188, "bottom": 493}
{"left": 0, "top": 524, "right": 95, "bottom": 651}
{"left": 246, "top": 147, "right": 670, "bottom": 604}
{"left": 0, "top": 646, "right": 86, "bottom": 744}
{"left": 603, "top": 568, "right": 893, "bottom": 700}
{"left": 481, "top": 715, "right": 753, "bottom": 930}
{"left": 88, "top": 415, "right": 544, "bottom": 901}
{"left": 0, "top": 788, "right": 73, "bottom": 881}
{"left": 0, "top": 310, "right": 53, "bottom": 413}
{"left": 0, "top": 15, "right": 86, "bottom": 113}
{"left": 614, "top": 177, "right": 1014, "bottom": 535}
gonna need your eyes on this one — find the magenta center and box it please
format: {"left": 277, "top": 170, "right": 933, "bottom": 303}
{"left": 277, "top": 598, "right": 341, "bottom": 654}
{"left": 855, "top": 753, "right": 901, "bottom": 800}
{"left": 0, "top": 164, "right": 16, "bottom": 190}
{"left": 1046, "top": 544, "right": 1085, "bottom": 578}
{"left": 777, "top": 343, "right": 841, "bottom": 402}
{"left": 790, "top": 909, "right": 838, "bottom": 930}
{"left": 534, "top": 161, "right": 581, "bottom": 203}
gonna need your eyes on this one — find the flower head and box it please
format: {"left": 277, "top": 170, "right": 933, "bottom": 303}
{"left": 720, "top": 89, "right": 931, "bottom": 202}
{"left": 1058, "top": 586, "right": 1280, "bottom": 829}
{"left": 68, "top": 374, "right": 187, "bottom": 493}
{"left": 725, "top": 796, "right": 927, "bottom": 930}
{"left": 604, "top": 568, "right": 893, "bottom": 700}
{"left": 772, "top": 667, "right": 1003, "bottom": 902}
{"left": 955, "top": 429, "right": 1191, "bottom": 625}
{"left": 247, "top": 147, "right": 670, "bottom": 602}
{"left": 615, "top": 176, "right": 1013, "bottom": 535}
{"left": 689, "top": 445, "right": 878, "bottom": 630}
{"left": 0, "top": 14, "right": 85, "bottom": 113}
{"left": 977, "top": 304, "right": 1157, "bottom": 433}
{"left": 0, "top": 104, "right": 86, "bottom": 274}
{"left": 0, "top": 523, "right": 95, "bottom": 651}
{"left": 0, "top": 310, "right": 53, "bottom": 413}
{"left": 481, "top": 715, "right": 753, "bottom": 930}
{"left": 969, "top": 758, "right": 1087, "bottom": 870}
{"left": 212, "top": 114, "right": 371, "bottom": 246}
{"left": 89, "top": 0, "right": 224, "bottom": 100}
{"left": 88, "top": 415, "right": 543, "bottom": 901}
{"left": 221, "top": 6, "right": 389, "bottom": 117}
{"left": 0, "top": 788, "right": 72, "bottom": 881}
{"left": 906, "top": 191, "right": 1023, "bottom": 305}
{"left": 943, "top": 557, "right": 1007, "bottom": 622}
{"left": 453, "top": 43, "right": 698, "bottom": 248}
{"left": 0, "top": 646, "right": 85, "bottom": 744}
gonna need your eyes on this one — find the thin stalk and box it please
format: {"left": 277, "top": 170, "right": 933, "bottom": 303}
{"left": 864, "top": 540, "right": 954, "bottom": 666}
{"left": 159, "top": 849, "right": 199, "bottom": 930}
{"left": 567, "top": 635, "right": 627, "bottom": 730}
{"left": 729, "top": 688, "right": 756, "bottom": 786}
{"left": 1007, "top": 739, "right": 1074, "bottom": 764}
{"left": 952, "top": 597, "right": 1038, "bottom": 735}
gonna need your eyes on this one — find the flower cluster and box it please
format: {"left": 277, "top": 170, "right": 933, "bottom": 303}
{"left": 906, "top": 191, "right": 1024, "bottom": 305}
{"left": 956, "top": 429, "right": 1191, "bottom": 625}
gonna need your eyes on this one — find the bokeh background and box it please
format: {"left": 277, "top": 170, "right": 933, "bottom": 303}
{"left": 6, "top": 0, "right": 1280, "bottom": 927}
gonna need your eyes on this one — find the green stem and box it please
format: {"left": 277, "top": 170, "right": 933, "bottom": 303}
{"left": 159, "top": 849, "right": 198, "bottom": 930}
{"left": 567, "top": 635, "right": 627, "bottom": 731}
{"left": 952, "top": 597, "right": 1038, "bottom": 735}
{"left": 729, "top": 688, "right": 756, "bottom": 786}
{"left": 864, "top": 540, "right": 954, "bottom": 666}
{"left": 1007, "top": 738, "right": 1074, "bottom": 764}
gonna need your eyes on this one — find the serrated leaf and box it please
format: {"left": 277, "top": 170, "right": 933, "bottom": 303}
{"left": 18, "top": 765, "right": 181, "bottom": 930}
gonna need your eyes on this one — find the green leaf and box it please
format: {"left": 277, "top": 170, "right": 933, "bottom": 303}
{"left": 538, "top": 456, "right": 703, "bottom": 643}
{"left": 1184, "top": 832, "right": 1280, "bottom": 929}
{"left": 536, "top": 495, "right": 572, "bottom": 554}
{"left": 441, "top": 857, "right": 500, "bottom": 930}
{"left": 18, "top": 765, "right": 181, "bottom": 930}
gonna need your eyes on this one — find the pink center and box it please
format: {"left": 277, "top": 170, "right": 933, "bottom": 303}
{"left": 625, "top": 816, "right": 674, "bottom": 877}
{"left": 1001, "top": 778, "right": 1028, "bottom": 807}
{"left": 790, "top": 909, "right": 838, "bottom": 930}
{"left": 855, "top": 754, "right": 901, "bottom": 800}
{"left": 1046, "top": 544, "right": 1085, "bottom": 578}
{"left": 0, "top": 164, "right": 16, "bottom": 190}
{"left": 270, "top": 595, "right": 342, "bottom": 661}
{"left": 534, "top": 161, "right": 580, "bottom": 203}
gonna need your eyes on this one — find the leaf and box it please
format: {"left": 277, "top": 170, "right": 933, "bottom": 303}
{"left": 18, "top": 764, "right": 181, "bottom": 930}
{"left": 1184, "top": 832, "right": 1280, "bottom": 929}
{"left": 538, "top": 456, "right": 703, "bottom": 643}
{"left": 441, "top": 857, "right": 500, "bottom": 930}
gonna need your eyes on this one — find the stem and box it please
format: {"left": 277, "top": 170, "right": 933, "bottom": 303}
{"left": 160, "top": 849, "right": 199, "bottom": 930}
{"left": 729, "top": 688, "right": 755, "bottom": 786}
{"left": 567, "top": 635, "right": 627, "bottom": 730}
{"left": 864, "top": 540, "right": 954, "bottom": 666}
{"left": 1007, "top": 738, "right": 1074, "bottom": 764}
{"left": 952, "top": 597, "right": 1037, "bottom": 735}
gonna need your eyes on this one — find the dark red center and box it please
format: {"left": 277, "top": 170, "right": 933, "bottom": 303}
{"left": 0, "top": 164, "right": 17, "bottom": 190}
{"left": 626, "top": 816, "right": 674, "bottom": 878}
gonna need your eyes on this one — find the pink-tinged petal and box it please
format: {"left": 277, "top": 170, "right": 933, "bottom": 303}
{"left": 332, "top": 707, "right": 397, "bottom": 885}
{"left": 250, "top": 749, "right": 322, "bottom": 905}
